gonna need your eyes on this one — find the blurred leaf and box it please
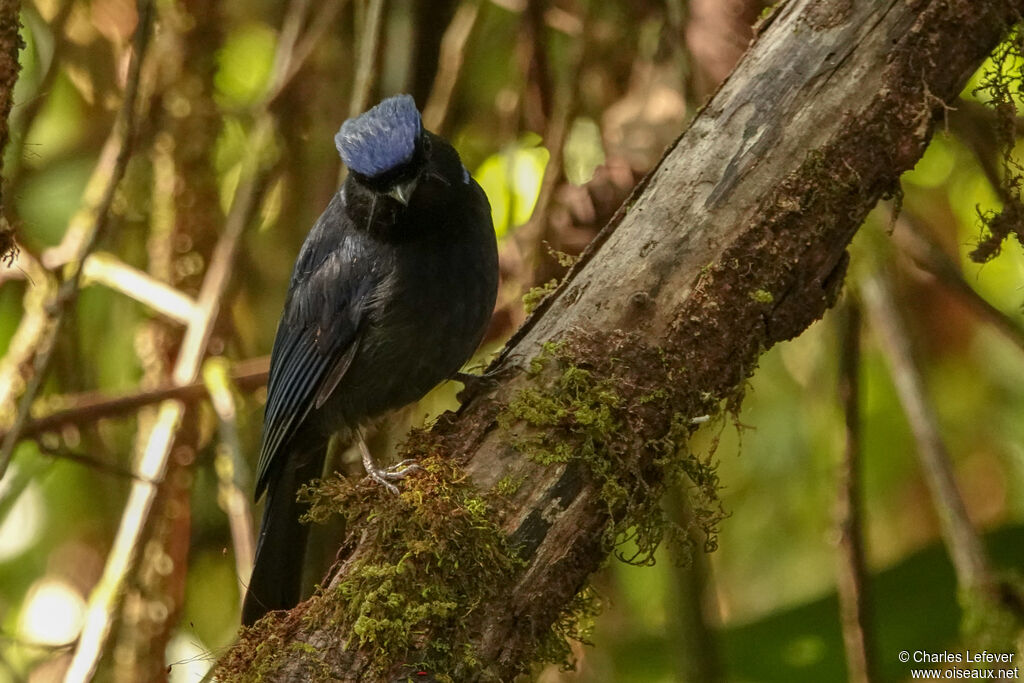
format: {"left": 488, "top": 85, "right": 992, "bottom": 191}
{"left": 15, "top": 156, "right": 93, "bottom": 247}
{"left": 21, "top": 71, "right": 86, "bottom": 166}
{"left": 214, "top": 22, "right": 277, "bottom": 107}
{"left": 0, "top": 461, "right": 46, "bottom": 563}
{"left": 183, "top": 550, "right": 241, "bottom": 649}
{"left": 720, "top": 524, "right": 1024, "bottom": 683}
{"left": 903, "top": 136, "right": 956, "bottom": 189}
{"left": 564, "top": 117, "right": 605, "bottom": 186}
{"left": 474, "top": 135, "right": 550, "bottom": 238}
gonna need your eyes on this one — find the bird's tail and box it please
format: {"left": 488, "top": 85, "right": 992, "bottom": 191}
{"left": 241, "top": 430, "right": 325, "bottom": 626}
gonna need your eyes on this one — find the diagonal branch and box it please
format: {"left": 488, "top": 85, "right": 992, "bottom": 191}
{"left": 894, "top": 213, "right": 1024, "bottom": 354}
{"left": 0, "top": 356, "right": 269, "bottom": 444}
{"left": 219, "top": 1, "right": 1024, "bottom": 680}
{"left": 861, "top": 271, "right": 994, "bottom": 595}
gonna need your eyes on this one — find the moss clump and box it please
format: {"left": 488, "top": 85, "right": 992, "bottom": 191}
{"left": 971, "top": 28, "right": 1024, "bottom": 264}
{"left": 534, "top": 584, "right": 602, "bottom": 670}
{"left": 523, "top": 279, "right": 558, "bottom": 314}
{"left": 219, "top": 619, "right": 333, "bottom": 682}
{"left": 295, "top": 454, "right": 523, "bottom": 681}
{"left": 498, "top": 335, "right": 725, "bottom": 564}
{"left": 750, "top": 288, "right": 774, "bottom": 304}
{"left": 494, "top": 473, "right": 525, "bottom": 496}
{"left": 545, "top": 244, "right": 579, "bottom": 268}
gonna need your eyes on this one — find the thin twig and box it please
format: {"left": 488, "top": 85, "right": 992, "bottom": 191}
{"left": 348, "top": 0, "right": 386, "bottom": 119}
{"left": 267, "top": 0, "right": 310, "bottom": 94}
{"left": 1, "top": 250, "right": 198, "bottom": 324}
{"left": 337, "top": 0, "right": 386, "bottom": 186}
{"left": 834, "top": 301, "right": 876, "bottom": 683}
{"left": 422, "top": 1, "right": 482, "bottom": 133}
{"left": 0, "top": 356, "right": 269, "bottom": 444}
{"left": 513, "top": 5, "right": 585, "bottom": 282}
{"left": 0, "top": 0, "right": 154, "bottom": 482}
{"left": 861, "top": 272, "right": 994, "bottom": 595}
{"left": 894, "top": 214, "right": 1024, "bottom": 354}
{"left": 202, "top": 358, "right": 255, "bottom": 603}
{"left": 267, "top": 0, "right": 347, "bottom": 104}
{"left": 83, "top": 252, "right": 197, "bottom": 323}
{"left": 36, "top": 442, "right": 149, "bottom": 482}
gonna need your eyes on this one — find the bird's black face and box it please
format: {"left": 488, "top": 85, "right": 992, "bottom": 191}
{"left": 345, "top": 130, "right": 473, "bottom": 239}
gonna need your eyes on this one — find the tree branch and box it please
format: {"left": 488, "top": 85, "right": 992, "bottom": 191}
{"left": 0, "top": 356, "right": 269, "bottom": 444}
{"left": 220, "top": 0, "right": 1024, "bottom": 680}
{"left": 834, "top": 301, "right": 876, "bottom": 683}
{"left": 861, "top": 271, "right": 994, "bottom": 594}
{"left": 894, "top": 212, "right": 1024, "bottom": 354}
{"left": 0, "top": 0, "right": 21, "bottom": 217}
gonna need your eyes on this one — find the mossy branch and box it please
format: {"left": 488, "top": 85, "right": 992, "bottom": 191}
{"left": 218, "top": 0, "right": 1024, "bottom": 680}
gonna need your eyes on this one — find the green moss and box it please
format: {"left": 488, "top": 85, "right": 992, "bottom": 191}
{"left": 757, "top": 3, "right": 777, "bottom": 21}
{"left": 494, "top": 473, "right": 525, "bottom": 496}
{"left": 534, "top": 585, "right": 602, "bottom": 670}
{"left": 498, "top": 337, "right": 725, "bottom": 563}
{"left": 295, "top": 455, "right": 523, "bottom": 679}
{"left": 523, "top": 279, "right": 558, "bottom": 314}
{"left": 970, "top": 28, "right": 1024, "bottom": 264}
{"left": 217, "top": 450, "right": 533, "bottom": 680}
{"left": 750, "top": 288, "right": 774, "bottom": 304}
{"left": 545, "top": 245, "right": 579, "bottom": 268}
{"left": 220, "top": 333, "right": 726, "bottom": 680}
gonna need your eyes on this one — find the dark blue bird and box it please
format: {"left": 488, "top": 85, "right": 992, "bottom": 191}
{"left": 241, "top": 95, "right": 498, "bottom": 626}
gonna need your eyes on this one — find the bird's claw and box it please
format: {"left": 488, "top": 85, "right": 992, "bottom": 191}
{"left": 358, "top": 428, "right": 422, "bottom": 494}
{"left": 364, "top": 459, "right": 422, "bottom": 494}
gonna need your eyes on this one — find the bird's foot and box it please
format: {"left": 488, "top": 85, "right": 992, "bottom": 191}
{"left": 364, "top": 461, "right": 422, "bottom": 494}
{"left": 360, "top": 432, "right": 421, "bottom": 494}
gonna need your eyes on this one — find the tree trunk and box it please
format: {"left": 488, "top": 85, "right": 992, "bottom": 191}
{"left": 217, "top": 0, "right": 1024, "bottom": 680}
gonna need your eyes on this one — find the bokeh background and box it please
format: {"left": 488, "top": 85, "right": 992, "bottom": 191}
{"left": 0, "top": 0, "right": 1023, "bottom": 681}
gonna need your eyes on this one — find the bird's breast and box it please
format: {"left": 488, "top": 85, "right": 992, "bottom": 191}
{"left": 325, "top": 229, "right": 496, "bottom": 424}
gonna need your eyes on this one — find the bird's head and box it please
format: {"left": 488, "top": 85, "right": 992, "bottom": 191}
{"left": 335, "top": 94, "right": 427, "bottom": 207}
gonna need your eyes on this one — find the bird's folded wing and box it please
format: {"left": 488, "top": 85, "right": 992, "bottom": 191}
{"left": 254, "top": 198, "right": 376, "bottom": 499}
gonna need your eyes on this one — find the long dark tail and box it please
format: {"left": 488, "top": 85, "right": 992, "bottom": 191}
{"left": 241, "top": 430, "right": 325, "bottom": 626}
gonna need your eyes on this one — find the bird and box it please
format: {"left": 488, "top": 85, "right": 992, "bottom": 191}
{"left": 241, "top": 94, "right": 498, "bottom": 626}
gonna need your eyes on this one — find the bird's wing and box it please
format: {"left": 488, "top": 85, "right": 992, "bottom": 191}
{"left": 254, "top": 195, "right": 378, "bottom": 498}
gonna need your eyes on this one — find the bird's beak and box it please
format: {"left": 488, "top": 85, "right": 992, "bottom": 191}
{"left": 387, "top": 178, "right": 418, "bottom": 206}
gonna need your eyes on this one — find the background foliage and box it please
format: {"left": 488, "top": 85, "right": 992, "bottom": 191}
{"left": 0, "top": 0, "right": 1022, "bottom": 681}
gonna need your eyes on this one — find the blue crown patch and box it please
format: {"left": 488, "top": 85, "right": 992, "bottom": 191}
{"left": 335, "top": 94, "right": 422, "bottom": 178}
